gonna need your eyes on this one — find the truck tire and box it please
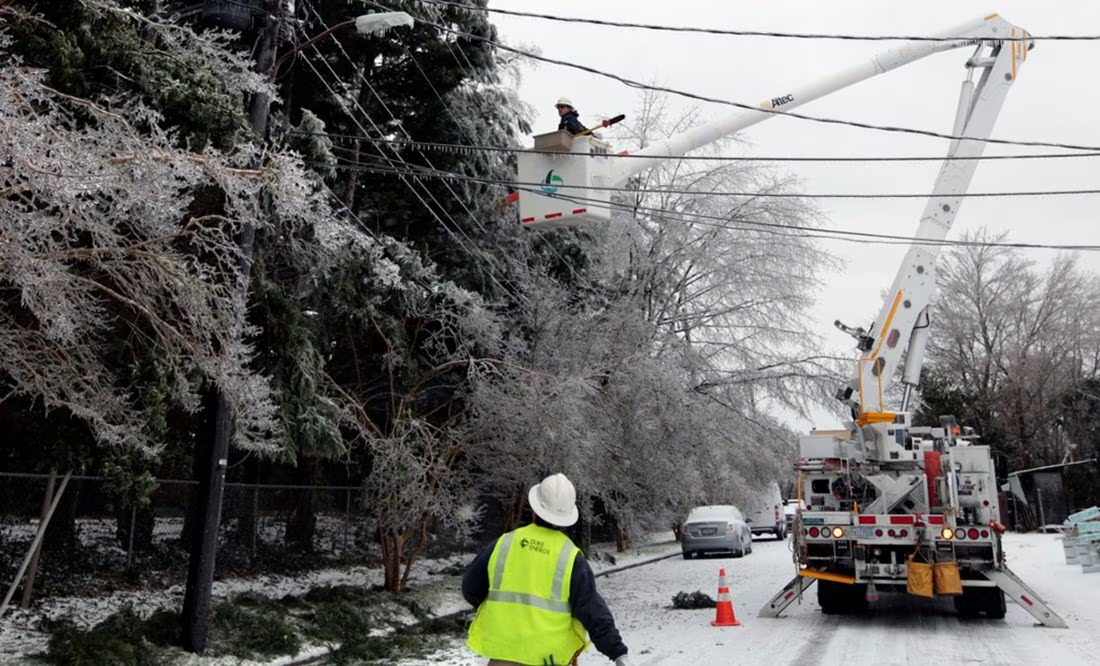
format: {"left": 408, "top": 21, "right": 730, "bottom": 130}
{"left": 954, "top": 591, "right": 977, "bottom": 617}
{"left": 818, "top": 580, "right": 868, "bottom": 614}
{"left": 818, "top": 580, "right": 842, "bottom": 614}
{"left": 955, "top": 587, "right": 997, "bottom": 618}
{"left": 983, "top": 588, "right": 1007, "bottom": 619}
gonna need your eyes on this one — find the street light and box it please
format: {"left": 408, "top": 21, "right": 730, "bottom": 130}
{"left": 272, "top": 11, "right": 414, "bottom": 77}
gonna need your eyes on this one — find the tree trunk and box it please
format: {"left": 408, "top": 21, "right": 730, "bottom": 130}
{"left": 114, "top": 505, "right": 154, "bottom": 553}
{"left": 228, "top": 456, "right": 259, "bottom": 553}
{"left": 613, "top": 521, "right": 630, "bottom": 553}
{"left": 42, "top": 481, "right": 80, "bottom": 561}
{"left": 284, "top": 454, "right": 316, "bottom": 553}
{"left": 574, "top": 510, "right": 592, "bottom": 556}
{"left": 379, "top": 524, "right": 408, "bottom": 594}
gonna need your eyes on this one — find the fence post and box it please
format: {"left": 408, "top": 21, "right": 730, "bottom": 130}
{"left": 19, "top": 469, "right": 57, "bottom": 608}
{"left": 251, "top": 484, "right": 259, "bottom": 559}
{"left": 1, "top": 471, "right": 72, "bottom": 618}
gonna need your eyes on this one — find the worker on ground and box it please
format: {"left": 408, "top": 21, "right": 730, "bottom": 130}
{"left": 556, "top": 97, "right": 587, "bottom": 135}
{"left": 463, "top": 472, "right": 631, "bottom": 666}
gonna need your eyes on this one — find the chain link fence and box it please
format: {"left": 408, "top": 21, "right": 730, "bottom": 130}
{"left": 0, "top": 472, "right": 381, "bottom": 600}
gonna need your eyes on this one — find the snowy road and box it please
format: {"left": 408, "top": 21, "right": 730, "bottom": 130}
{"left": 403, "top": 532, "right": 1100, "bottom": 665}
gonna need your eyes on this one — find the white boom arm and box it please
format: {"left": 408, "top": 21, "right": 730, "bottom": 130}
{"left": 611, "top": 15, "right": 1025, "bottom": 186}
{"left": 837, "top": 18, "right": 1031, "bottom": 421}
{"left": 517, "top": 14, "right": 1029, "bottom": 230}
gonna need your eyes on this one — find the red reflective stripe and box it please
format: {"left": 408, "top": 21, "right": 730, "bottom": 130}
{"left": 1021, "top": 595, "right": 1034, "bottom": 606}
{"left": 928, "top": 515, "right": 944, "bottom": 525}
{"left": 783, "top": 591, "right": 794, "bottom": 601}
{"left": 505, "top": 192, "right": 519, "bottom": 203}
{"left": 618, "top": 150, "right": 630, "bottom": 155}
{"left": 572, "top": 208, "right": 587, "bottom": 215}
{"left": 545, "top": 213, "right": 563, "bottom": 219}
{"left": 890, "top": 516, "right": 915, "bottom": 525}
{"left": 521, "top": 217, "right": 536, "bottom": 223}
{"left": 858, "top": 516, "right": 876, "bottom": 525}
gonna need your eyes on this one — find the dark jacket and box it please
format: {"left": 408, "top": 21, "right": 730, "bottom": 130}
{"left": 558, "top": 110, "right": 587, "bottom": 135}
{"left": 462, "top": 529, "right": 628, "bottom": 661}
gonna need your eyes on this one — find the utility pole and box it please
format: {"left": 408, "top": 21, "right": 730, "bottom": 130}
{"left": 179, "top": 6, "right": 412, "bottom": 653}
{"left": 181, "top": 7, "right": 279, "bottom": 653}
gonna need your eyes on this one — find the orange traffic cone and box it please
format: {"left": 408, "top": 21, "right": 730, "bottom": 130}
{"left": 711, "top": 568, "right": 742, "bottom": 627}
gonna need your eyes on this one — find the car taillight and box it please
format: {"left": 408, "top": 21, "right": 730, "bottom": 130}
{"left": 887, "top": 529, "right": 896, "bottom": 537}
{"left": 981, "top": 529, "right": 990, "bottom": 538}
{"left": 968, "top": 528, "right": 980, "bottom": 540}
{"left": 941, "top": 527, "right": 955, "bottom": 540}
{"left": 899, "top": 529, "right": 908, "bottom": 538}
{"left": 809, "top": 526, "right": 820, "bottom": 537}
{"left": 727, "top": 522, "right": 737, "bottom": 531}
{"left": 875, "top": 529, "right": 883, "bottom": 537}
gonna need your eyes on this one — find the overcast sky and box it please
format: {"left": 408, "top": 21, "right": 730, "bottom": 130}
{"left": 486, "top": 0, "right": 1100, "bottom": 429}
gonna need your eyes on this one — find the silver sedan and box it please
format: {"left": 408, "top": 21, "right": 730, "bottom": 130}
{"left": 680, "top": 505, "right": 753, "bottom": 559}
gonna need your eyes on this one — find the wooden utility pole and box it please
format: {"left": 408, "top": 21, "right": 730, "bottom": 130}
{"left": 180, "top": 9, "right": 278, "bottom": 653}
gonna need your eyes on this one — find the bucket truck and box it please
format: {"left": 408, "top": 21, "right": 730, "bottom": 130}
{"left": 516, "top": 13, "right": 1066, "bottom": 627}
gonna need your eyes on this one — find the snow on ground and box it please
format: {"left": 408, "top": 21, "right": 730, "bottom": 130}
{"left": 0, "top": 552, "right": 471, "bottom": 663}
{"left": 5, "top": 532, "right": 1097, "bottom": 665}
{"left": 397, "top": 532, "right": 1100, "bottom": 666}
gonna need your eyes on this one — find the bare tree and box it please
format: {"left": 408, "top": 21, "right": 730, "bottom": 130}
{"left": 924, "top": 229, "right": 1100, "bottom": 467}
{"left": 464, "top": 90, "right": 834, "bottom": 549}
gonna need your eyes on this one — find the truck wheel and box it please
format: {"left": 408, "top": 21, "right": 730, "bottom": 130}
{"left": 848, "top": 584, "right": 869, "bottom": 614}
{"left": 818, "top": 580, "right": 844, "bottom": 614}
{"left": 954, "top": 589, "right": 980, "bottom": 617}
{"left": 983, "top": 589, "right": 1006, "bottom": 619}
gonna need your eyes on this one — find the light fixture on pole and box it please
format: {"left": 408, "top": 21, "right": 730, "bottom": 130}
{"left": 272, "top": 11, "right": 414, "bottom": 77}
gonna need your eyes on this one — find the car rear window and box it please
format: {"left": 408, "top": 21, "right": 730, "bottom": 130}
{"left": 687, "top": 505, "right": 743, "bottom": 522}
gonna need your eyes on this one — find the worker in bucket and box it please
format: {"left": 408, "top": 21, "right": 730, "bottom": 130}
{"left": 463, "top": 472, "right": 631, "bottom": 666}
{"left": 555, "top": 97, "right": 588, "bottom": 135}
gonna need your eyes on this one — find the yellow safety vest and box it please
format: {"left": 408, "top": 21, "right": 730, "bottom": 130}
{"left": 467, "top": 524, "right": 589, "bottom": 665}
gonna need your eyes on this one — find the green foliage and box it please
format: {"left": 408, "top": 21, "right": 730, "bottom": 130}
{"left": 40, "top": 581, "right": 469, "bottom": 665}
{"left": 670, "top": 590, "right": 716, "bottom": 609}
{"left": 44, "top": 606, "right": 165, "bottom": 666}
{"left": 206, "top": 597, "right": 302, "bottom": 659}
{"left": 100, "top": 452, "right": 159, "bottom": 508}
{"left": 5, "top": 0, "right": 249, "bottom": 149}
{"left": 285, "top": 109, "right": 338, "bottom": 184}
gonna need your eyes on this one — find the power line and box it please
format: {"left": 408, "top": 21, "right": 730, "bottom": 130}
{"left": 418, "top": 0, "right": 1098, "bottom": 42}
{"left": 295, "top": 7, "right": 528, "bottom": 304}
{"left": 401, "top": 9, "right": 1100, "bottom": 154}
{"left": 311, "top": 159, "right": 1100, "bottom": 251}
{"left": 318, "top": 155, "right": 1100, "bottom": 201}
{"left": 294, "top": 130, "right": 1100, "bottom": 164}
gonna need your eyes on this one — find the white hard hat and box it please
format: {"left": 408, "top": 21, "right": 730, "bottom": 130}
{"left": 528, "top": 473, "right": 579, "bottom": 527}
{"left": 555, "top": 96, "right": 574, "bottom": 108}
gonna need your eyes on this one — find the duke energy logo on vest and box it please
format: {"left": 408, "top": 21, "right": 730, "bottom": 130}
{"left": 519, "top": 536, "right": 551, "bottom": 555}
{"left": 541, "top": 169, "right": 564, "bottom": 195}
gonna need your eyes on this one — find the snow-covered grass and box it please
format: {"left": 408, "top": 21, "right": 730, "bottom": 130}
{"left": 19, "top": 530, "right": 1096, "bottom": 665}
{"left": 0, "top": 530, "right": 673, "bottom": 664}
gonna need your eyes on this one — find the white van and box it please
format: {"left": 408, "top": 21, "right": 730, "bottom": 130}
{"left": 745, "top": 481, "right": 786, "bottom": 540}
